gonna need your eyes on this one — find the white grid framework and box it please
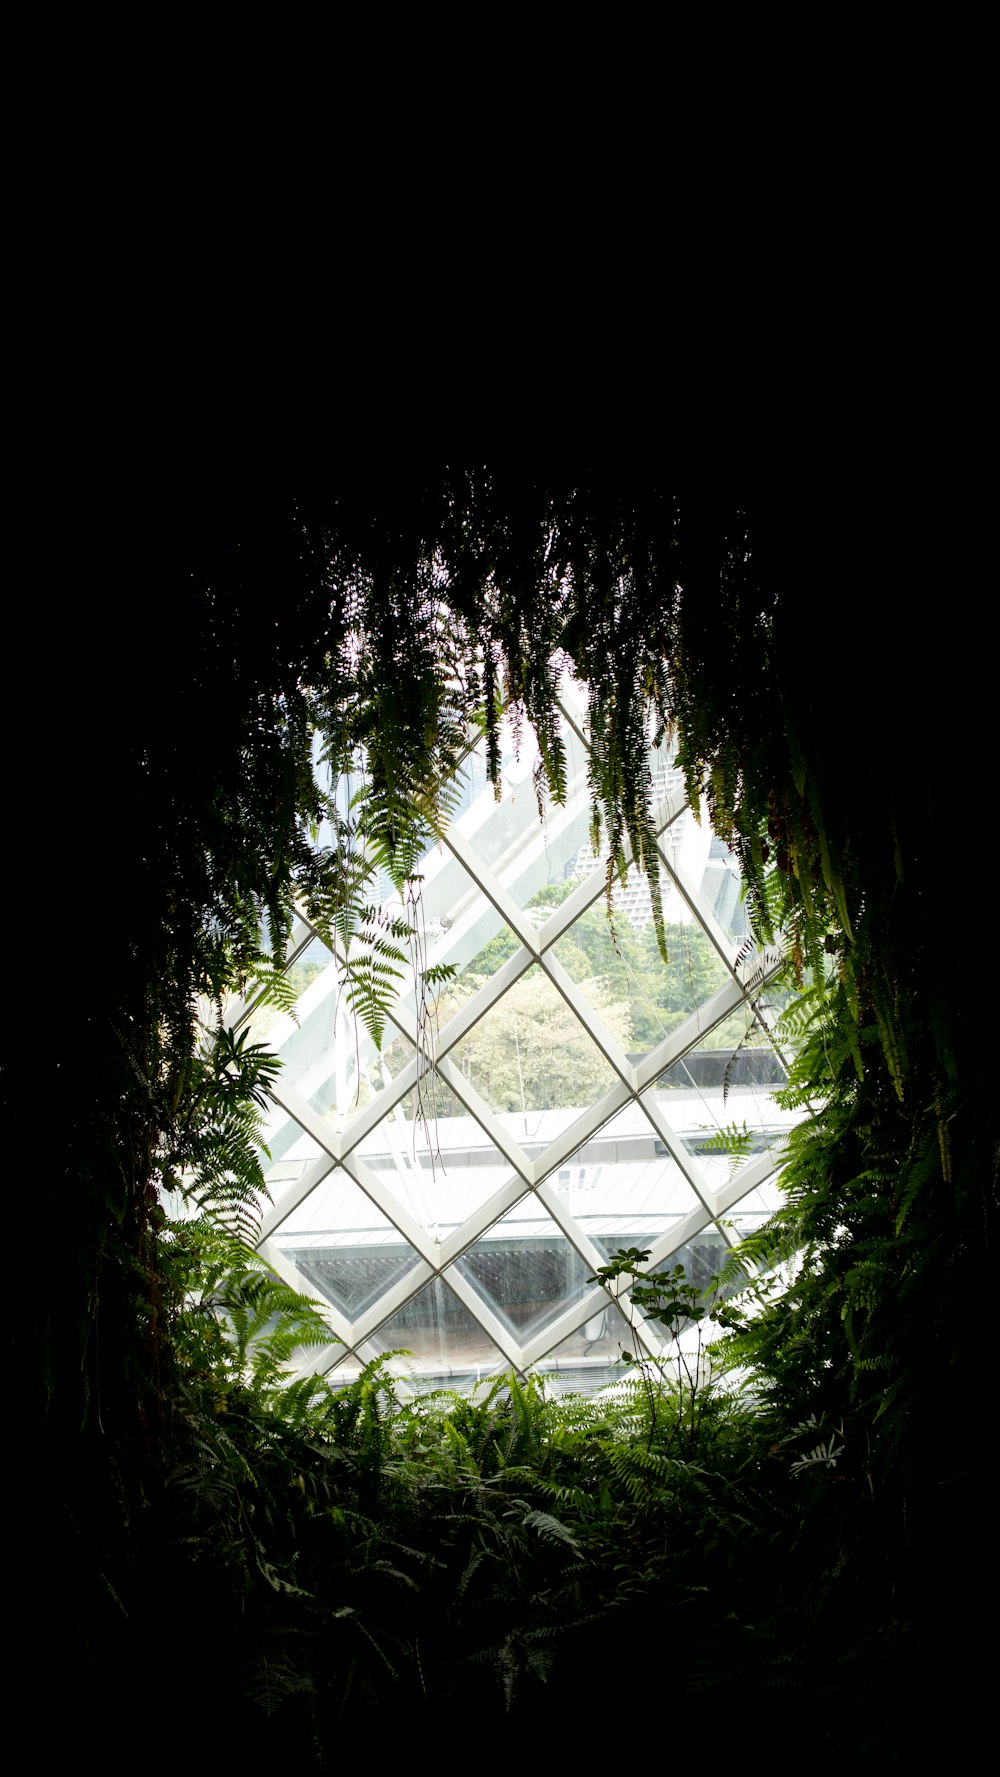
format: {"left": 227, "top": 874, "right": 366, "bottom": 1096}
{"left": 241, "top": 683, "right": 797, "bottom": 1393}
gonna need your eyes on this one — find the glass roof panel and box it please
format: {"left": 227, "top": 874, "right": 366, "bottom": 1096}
{"left": 365, "top": 1275, "right": 508, "bottom": 1385}
{"left": 543, "top": 1103, "right": 704, "bottom": 1250}
{"left": 446, "top": 963, "right": 619, "bottom": 1122}
{"left": 349, "top": 1093, "right": 522, "bottom": 1236}
{"left": 451, "top": 1202, "right": 594, "bottom": 1345}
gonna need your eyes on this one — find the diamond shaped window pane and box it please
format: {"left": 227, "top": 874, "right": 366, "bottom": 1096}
{"left": 543, "top": 1104, "right": 704, "bottom": 1251}
{"left": 241, "top": 935, "right": 336, "bottom": 1043}
{"left": 259, "top": 936, "right": 421, "bottom": 1130}
{"left": 455, "top": 718, "right": 593, "bottom": 912}
{"left": 349, "top": 1100, "right": 523, "bottom": 1238}
{"left": 258, "top": 1116, "right": 330, "bottom": 1198}
{"left": 642, "top": 1056, "right": 795, "bottom": 1192}
{"left": 366, "top": 1275, "right": 507, "bottom": 1385}
{"left": 385, "top": 849, "right": 516, "bottom": 990}
{"left": 269, "top": 1172, "right": 423, "bottom": 1318}
{"left": 451, "top": 1203, "right": 594, "bottom": 1345}
{"left": 665, "top": 809, "right": 750, "bottom": 947}
{"left": 280, "top": 982, "right": 382, "bottom": 1124}
{"left": 531, "top": 1301, "right": 635, "bottom": 1393}
{"left": 653, "top": 1231, "right": 732, "bottom": 1294}
{"left": 447, "top": 964, "right": 618, "bottom": 1121}
{"left": 548, "top": 895, "right": 731, "bottom": 1060}
{"left": 725, "top": 1180, "right": 787, "bottom": 1237}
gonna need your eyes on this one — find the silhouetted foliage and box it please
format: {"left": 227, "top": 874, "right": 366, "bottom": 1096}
{"left": 15, "top": 470, "right": 992, "bottom": 1758}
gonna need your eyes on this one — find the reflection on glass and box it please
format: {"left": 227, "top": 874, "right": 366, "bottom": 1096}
{"left": 545, "top": 1103, "right": 702, "bottom": 1249}
{"left": 453, "top": 1204, "right": 594, "bottom": 1344}
{"left": 351, "top": 1103, "right": 521, "bottom": 1236}
{"left": 368, "top": 1276, "right": 506, "bottom": 1385}
{"left": 281, "top": 1241, "right": 422, "bottom": 1320}
{"left": 271, "top": 1172, "right": 423, "bottom": 1318}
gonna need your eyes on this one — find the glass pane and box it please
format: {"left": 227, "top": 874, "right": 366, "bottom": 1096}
{"left": 285, "top": 934, "right": 336, "bottom": 998}
{"left": 241, "top": 934, "right": 337, "bottom": 1042}
{"left": 363, "top": 1030, "right": 419, "bottom": 1096}
{"left": 456, "top": 718, "right": 594, "bottom": 912}
{"left": 651, "top": 1046, "right": 788, "bottom": 1090}
{"left": 656, "top": 1230, "right": 732, "bottom": 1295}
{"left": 270, "top": 1172, "right": 423, "bottom": 1318}
{"left": 586, "top": 1232, "right": 733, "bottom": 1354}
{"left": 544, "top": 1103, "right": 703, "bottom": 1253}
{"left": 549, "top": 891, "right": 731, "bottom": 1059}
{"left": 666, "top": 808, "right": 750, "bottom": 947}
{"left": 447, "top": 964, "right": 618, "bottom": 1123}
{"left": 386, "top": 849, "right": 513, "bottom": 985}
{"left": 725, "top": 1179, "right": 787, "bottom": 1237}
{"left": 649, "top": 749, "right": 686, "bottom": 816}
{"left": 360, "top": 738, "right": 485, "bottom": 890}
{"left": 259, "top": 1120, "right": 327, "bottom": 1199}
{"left": 350, "top": 1095, "right": 521, "bottom": 1236}
{"left": 281, "top": 855, "right": 508, "bottom": 1091}
{"left": 290, "top": 990, "right": 375, "bottom": 1125}
{"left": 643, "top": 1055, "right": 796, "bottom": 1192}
{"left": 323, "top": 1353, "right": 368, "bottom": 1387}
{"left": 530, "top": 1299, "right": 635, "bottom": 1394}
{"left": 261, "top": 938, "right": 416, "bottom": 1128}
{"left": 452, "top": 1203, "right": 594, "bottom": 1345}
{"left": 367, "top": 1275, "right": 507, "bottom": 1385}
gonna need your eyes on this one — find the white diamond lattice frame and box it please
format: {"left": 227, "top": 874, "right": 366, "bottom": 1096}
{"left": 243, "top": 685, "right": 797, "bottom": 1394}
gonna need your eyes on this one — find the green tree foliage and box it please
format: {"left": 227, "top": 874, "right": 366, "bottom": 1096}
{"left": 449, "top": 967, "right": 631, "bottom": 1113}
{"left": 453, "top": 882, "right": 737, "bottom": 1061}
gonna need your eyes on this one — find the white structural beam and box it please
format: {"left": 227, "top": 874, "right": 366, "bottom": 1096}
{"left": 245, "top": 705, "right": 798, "bottom": 1386}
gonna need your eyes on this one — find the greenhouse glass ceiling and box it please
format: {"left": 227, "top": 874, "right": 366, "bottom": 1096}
{"left": 243, "top": 681, "right": 797, "bottom": 1392}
